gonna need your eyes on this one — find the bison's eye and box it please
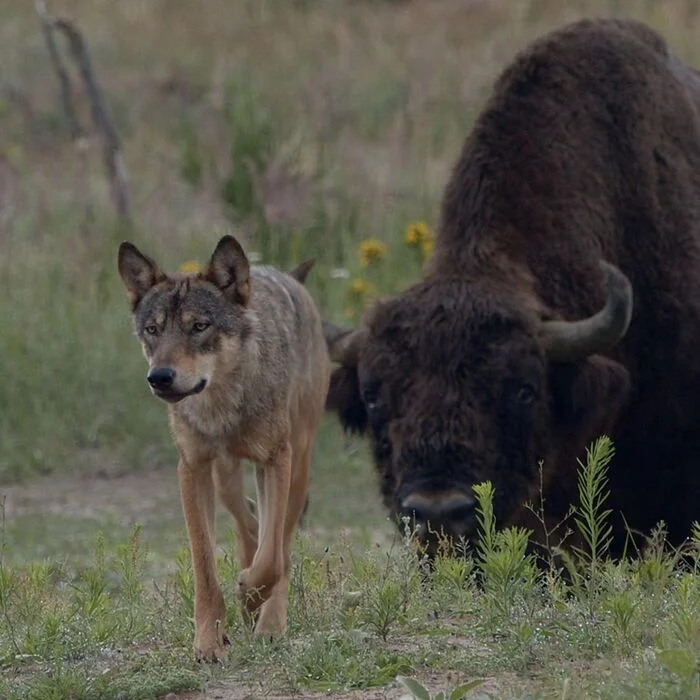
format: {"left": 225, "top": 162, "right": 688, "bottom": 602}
{"left": 364, "top": 393, "right": 381, "bottom": 416}
{"left": 192, "top": 321, "right": 210, "bottom": 334}
{"left": 376, "top": 435, "right": 392, "bottom": 458}
{"left": 516, "top": 384, "right": 536, "bottom": 405}
{"left": 144, "top": 324, "right": 158, "bottom": 336}
{"left": 361, "top": 380, "right": 381, "bottom": 413}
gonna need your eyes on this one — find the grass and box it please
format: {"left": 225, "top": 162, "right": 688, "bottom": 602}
{"left": 1, "top": 0, "right": 700, "bottom": 697}
{"left": 2, "top": 440, "right": 699, "bottom": 698}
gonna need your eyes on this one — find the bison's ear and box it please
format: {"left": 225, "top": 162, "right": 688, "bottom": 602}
{"left": 326, "top": 366, "right": 368, "bottom": 435}
{"left": 549, "top": 355, "right": 630, "bottom": 437}
{"left": 289, "top": 258, "right": 315, "bottom": 285}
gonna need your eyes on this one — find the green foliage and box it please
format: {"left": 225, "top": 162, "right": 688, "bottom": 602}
{"left": 556, "top": 436, "right": 617, "bottom": 619}
{"left": 0, "top": 216, "right": 174, "bottom": 482}
{"left": 396, "top": 675, "right": 486, "bottom": 700}
{"left": 3, "top": 446, "right": 700, "bottom": 697}
{"left": 177, "top": 118, "right": 204, "bottom": 188}
{"left": 0, "top": 519, "right": 201, "bottom": 698}
{"left": 219, "top": 73, "right": 276, "bottom": 222}
{"left": 473, "top": 481, "right": 539, "bottom": 624}
{"left": 286, "top": 631, "right": 414, "bottom": 691}
{"left": 572, "top": 435, "right": 615, "bottom": 567}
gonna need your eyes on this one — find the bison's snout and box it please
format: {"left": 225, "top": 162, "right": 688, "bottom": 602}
{"left": 147, "top": 367, "right": 176, "bottom": 390}
{"left": 400, "top": 490, "right": 475, "bottom": 541}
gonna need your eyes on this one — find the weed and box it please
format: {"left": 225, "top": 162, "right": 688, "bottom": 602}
{"left": 473, "top": 481, "right": 539, "bottom": 625}
{"left": 556, "top": 436, "right": 615, "bottom": 616}
{"left": 219, "top": 72, "right": 276, "bottom": 223}
{"left": 397, "top": 675, "right": 486, "bottom": 700}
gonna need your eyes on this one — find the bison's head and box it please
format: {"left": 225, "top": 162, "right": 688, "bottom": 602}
{"left": 325, "top": 261, "right": 632, "bottom": 556}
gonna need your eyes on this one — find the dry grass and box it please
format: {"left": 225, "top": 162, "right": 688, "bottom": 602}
{"left": 4, "top": 0, "right": 699, "bottom": 256}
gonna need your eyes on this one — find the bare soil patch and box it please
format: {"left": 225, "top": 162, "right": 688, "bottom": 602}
{"left": 1, "top": 466, "right": 182, "bottom": 524}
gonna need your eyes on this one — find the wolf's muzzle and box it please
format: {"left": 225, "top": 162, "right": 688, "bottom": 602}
{"left": 146, "top": 368, "right": 207, "bottom": 403}
{"left": 147, "top": 367, "right": 176, "bottom": 390}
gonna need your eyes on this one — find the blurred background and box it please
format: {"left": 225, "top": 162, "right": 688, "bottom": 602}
{"left": 1, "top": 0, "right": 699, "bottom": 551}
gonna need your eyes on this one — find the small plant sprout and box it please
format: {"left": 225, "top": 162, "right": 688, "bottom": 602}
{"left": 396, "top": 675, "right": 486, "bottom": 700}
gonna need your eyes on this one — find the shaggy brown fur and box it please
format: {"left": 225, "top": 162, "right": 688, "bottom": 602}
{"left": 118, "top": 236, "right": 330, "bottom": 662}
{"left": 325, "top": 18, "right": 700, "bottom": 558}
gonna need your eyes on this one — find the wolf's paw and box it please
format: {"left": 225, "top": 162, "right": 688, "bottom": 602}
{"left": 195, "top": 632, "right": 229, "bottom": 663}
{"left": 254, "top": 601, "right": 287, "bottom": 638}
{"left": 195, "top": 642, "right": 227, "bottom": 663}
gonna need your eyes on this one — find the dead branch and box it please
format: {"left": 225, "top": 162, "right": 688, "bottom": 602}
{"left": 36, "top": 0, "right": 82, "bottom": 140}
{"left": 35, "top": 0, "right": 132, "bottom": 229}
{"left": 53, "top": 17, "right": 132, "bottom": 227}
{"left": 36, "top": 0, "right": 93, "bottom": 233}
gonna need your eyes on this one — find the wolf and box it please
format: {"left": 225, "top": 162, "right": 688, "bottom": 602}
{"left": 118, "top": 234, "right": 331, "bottom": 662}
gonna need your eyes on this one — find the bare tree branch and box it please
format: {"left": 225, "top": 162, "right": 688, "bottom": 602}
{"left": 53, "top": 18, "right": 132, "bottom": 227}
{"left": 36, "top": 0, "right": 83, "bottom": 139}
{"left": 35, "top": 0, "right": 132, "bottom": 230}
{"left": 36, "top": 0, "right": 93, "bottom": 233}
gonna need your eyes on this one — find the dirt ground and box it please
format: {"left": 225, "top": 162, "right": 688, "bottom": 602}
{"left": 2, "top": 469, "right": 427, "bottom": 699}
{"left": 166, "top": 669, "right": 505, "bottom": 700}
{"left": 2, "top": 466, "right": 183, "bottom": 524}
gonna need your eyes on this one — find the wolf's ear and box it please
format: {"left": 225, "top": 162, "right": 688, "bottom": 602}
{"left": 205, "top": 235, "right": 250, "bottom": 305}
{"left": 118, "top": 242, "right": 166, "bottom": 311}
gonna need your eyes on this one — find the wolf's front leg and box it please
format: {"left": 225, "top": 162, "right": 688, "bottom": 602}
{"left": 236, "top": 441, "right": 291, "bottom": 635}
{"left": 213, "top": 456, "right": 258, "bottom": 570}
{"left": 178, "top": 458, "right": 228, "bottom": 662}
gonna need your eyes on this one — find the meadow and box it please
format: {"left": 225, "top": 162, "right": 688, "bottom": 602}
{"left": 1, "top": 1, "right": 700, "bottom": 697}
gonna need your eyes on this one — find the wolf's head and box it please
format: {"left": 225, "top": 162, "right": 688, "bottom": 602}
{"left": 118, "top": 235, "right": 254, "bottom": 404}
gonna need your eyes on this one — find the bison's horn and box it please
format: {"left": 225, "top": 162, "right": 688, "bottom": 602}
{"left": 540, "top": 260, "right": 633, "bottom": 362}
{"left": 322, "top": 320, "right": 367, "bottom": 367}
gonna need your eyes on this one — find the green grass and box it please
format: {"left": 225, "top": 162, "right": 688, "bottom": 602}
{"left": 2, "top": 442, "right": 699, "bottom": 698}
{"left": 2, "top": 0, "right": 700, "bottom": 697}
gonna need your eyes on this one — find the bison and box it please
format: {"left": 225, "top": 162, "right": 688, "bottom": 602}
{"left": 324, "top": 18, "right": 700, "bottom": 558}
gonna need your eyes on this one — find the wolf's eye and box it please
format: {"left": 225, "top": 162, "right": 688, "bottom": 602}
{"left": 145, "top": 325, "right": 158, "bottom": 336}
{"left": 192, "top": 321, "right": 210, "bottom": 333}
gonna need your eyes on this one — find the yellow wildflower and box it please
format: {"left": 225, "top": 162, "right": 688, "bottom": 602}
{"left": 358, "top": 239, "right": 388, "bottom": 268}
{"left": 421, "top": 237, "right": 435, "bottom": 259}
{"left": 404, "top": 221, "right": 434, "bottom": 248}
{"left": 178, "top": 259, "right": 202, "bottom": 274}
{"left": 347, "top": 278, "right": 375, "bottom": 299}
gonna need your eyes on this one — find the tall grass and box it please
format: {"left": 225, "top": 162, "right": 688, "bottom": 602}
{"left": 2, "top": 0, "right": 700, "bottom": 480}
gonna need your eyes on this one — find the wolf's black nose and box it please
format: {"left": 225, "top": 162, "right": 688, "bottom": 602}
{"left": 147, "top": 367, "right": 176, "bottom": 390}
